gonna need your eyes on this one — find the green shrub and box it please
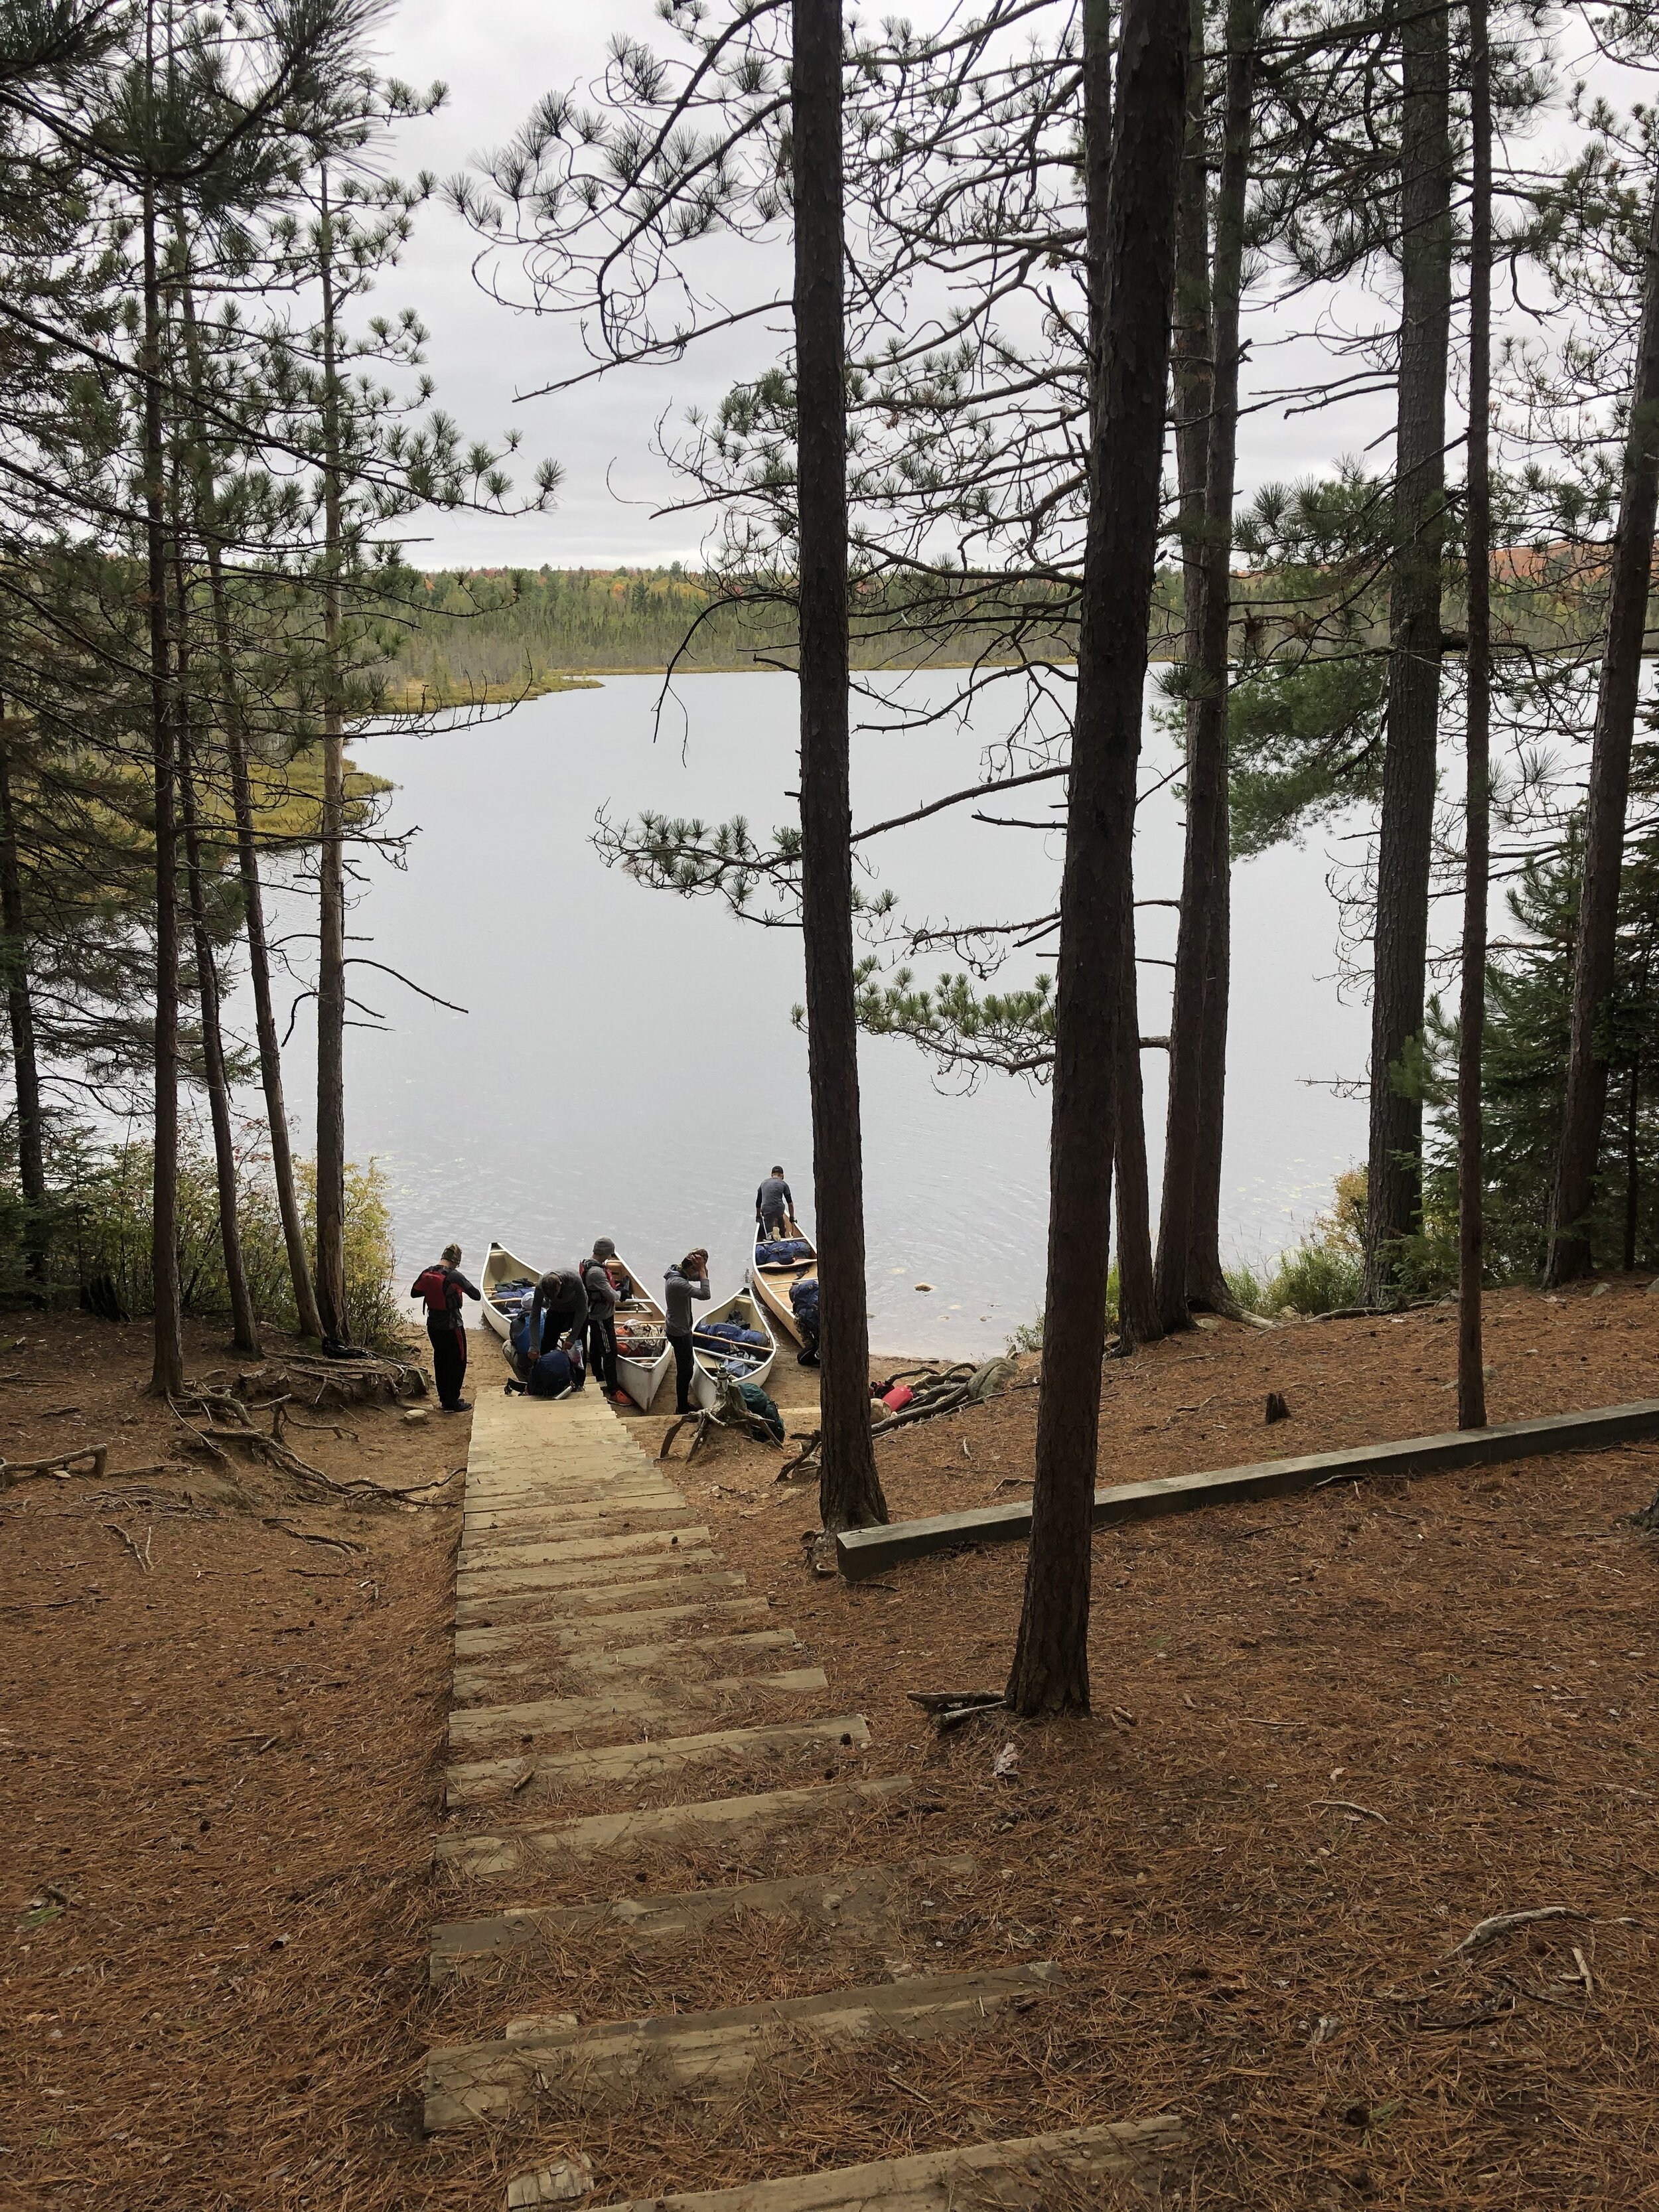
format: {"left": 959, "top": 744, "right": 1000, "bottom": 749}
{"left": 1263, "top": 1238, "right": 1364, "bottom": 1315}
{"left": 1006, "top": 1309, "right": 1045, "bottom": 1355}
{"left": 38, "top": 1124, "right": 404, "bottom": 1348}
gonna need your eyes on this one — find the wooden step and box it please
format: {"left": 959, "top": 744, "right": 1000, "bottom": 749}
{"left": 561, "top": 2117, "right": 1189, "bottom": 2210}
{"left": 444, "top": 1713, "right": 873, "bottom": 1808}
{"left": 455, "top": 1550, "right": 721, "bottom": 1602}
{"left": 434, "top": 1775, "right": 916, "bottom": 1879}
{"left": 453, "top": 1628, "right": 800, "bottom": 1701}
{"left": 455, "top": 1570, "right": 748, "bottom": 1629}
{"left": 464, "top": 1463, "right": 668, "bottom": 1497}
{"left": 429, "top": 1854, "right": 975, "bottom": 1983}
{"left": 459, "top": 1512, "right": 699, "bottom": 1555}
{"left": 459, "top": 1526, "right": 710, "bottom": 1574}
{"left": 455, "top": 1597, "right": 772, "bottom": 1659}
{"left": 447, "top": 1668, "right": 829, "bottom": 1749}
{"left": 464, "top": 1492, "right": 687, "bottom": 1532}
{"left": 424, "top": 1962, "right": 1062, "bottom": 2129}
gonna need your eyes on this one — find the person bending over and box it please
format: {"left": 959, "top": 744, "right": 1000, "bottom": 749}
{"left": 755, "top": 1167, "right": 793, "bottom": 1240}
{"left": 411, "top": 1244, "right": 480, "bottom": 1412}
{"left": 664, "top": 1249, "right": 711, "bottom": 1414}
{"left": 529, "top": 1265, "right": 589, "bottom": 1386}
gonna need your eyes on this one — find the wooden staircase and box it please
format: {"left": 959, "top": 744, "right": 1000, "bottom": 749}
{"left": 426, "top": 1379, "right": 1185, "bottom": 2207}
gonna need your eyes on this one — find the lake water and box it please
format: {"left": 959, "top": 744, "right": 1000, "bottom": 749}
{"left": 267, "top": 671, "right": 1370, "bottom": 1357}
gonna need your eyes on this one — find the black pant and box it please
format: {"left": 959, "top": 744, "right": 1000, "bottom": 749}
{"left": 428, "top": 1316, "right": 467, "bottom": 1408}
{"left": 760, "top": 1211, "right": 786, "bottom": 1240}
{"left": 587, "top": 1313, "right": 618, "bottom": 1394}
{"left": 670, "top": 1331, "right": 696, "bottom": 1414}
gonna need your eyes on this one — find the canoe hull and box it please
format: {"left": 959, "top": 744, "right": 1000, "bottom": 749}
{"left": 480, "top": 1241, "right": 541, "bottom": 1341}
{"left": 607, "top": 1252, "right": 674, "bottom": 1414}
{"left": 749, "top": 1215, "right": 816, "bottom": 1345}
{"left": 691, "top": 1288, "right": 777, "bottom": 1410}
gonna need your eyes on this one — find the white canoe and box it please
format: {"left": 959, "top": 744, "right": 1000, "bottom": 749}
{"left": 691, "top": 1287, "right": 778, "bottom": 1410}
{"left": 605, "top": 1253, "right": 674, "bottom": 1413}
{"left": 749, "top": 1215, "right": 817, "bottom": 1344}
{"left": 480, "top": 1240, "right": 540, "bottom": 1341}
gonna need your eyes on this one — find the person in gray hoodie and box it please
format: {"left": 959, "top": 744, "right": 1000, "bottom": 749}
{"left": 664, "top": 1249, "right": 711, "bottom": 1414}
{"left": 583, "top": 1238, "right": 624, "bottom": 1398}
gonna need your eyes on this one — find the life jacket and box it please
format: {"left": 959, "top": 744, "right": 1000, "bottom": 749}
{"left": 414, "top": 1266, "right": 456, "bottom": 1325}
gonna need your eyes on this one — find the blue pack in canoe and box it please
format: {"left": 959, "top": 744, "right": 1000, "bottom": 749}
{"left": 755, "top": 1238, "right": 814, "bottom": 1268}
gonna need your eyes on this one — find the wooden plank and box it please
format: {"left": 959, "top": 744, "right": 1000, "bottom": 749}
{"left": 429, "top": 1854, "right": 977, "bottom": 1982}
{"left": 454, "top": 1570, "right": 748, "bottom": 1629}
{"left": 423, "top": 1962, "right": 1061, "bottom": 2129}
{"left": 459, "top": 1526, "right": 710, "bottom": 1574}
{"left": 565, "top": 1627, "right": 800, "bottom": 1676}
{"left": 443, "top": 1712, "right": 873, "bottom": 1808}
{"left": 835, "top": 1396, "right": 1659, "bottom": 1580}
{"left": 433, "top": 1775, "right": 917, "bottom": 1880}
{"left": 464, "top": 1464, "right": 664, "bottom": 1499}
{"left": 454, "top": 1597, "right": 770, "bottom": 1657}
{"left": 455, "top": 1550, "right": 721, "bottom": 1601}
{"left": 452, "top": 1628, "right": 800, "bottom": 1700}
{"left": 463, "top": 1492, "right": 686, "bottom": 1530}
{"left": 564, "top": 2117, "right": 1189, "bottom": 2210}
{"left": 459, "top": 1510, "right": 697, "bottom": 1553}
{"left": 447, "top": 1668, "right": 829, "bottom": 1748}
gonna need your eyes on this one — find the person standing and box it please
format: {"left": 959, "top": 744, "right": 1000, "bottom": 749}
{"left": 583, "top": 1237, "right": 624, "bottom": 1399}
{"left": 529, "top": 1264, "right": 589, "bottom": 1386}
{"left": 664, "top": 1248, "right": 711, "bottom": 1414}
{"left": 755, "top": 1167, "right": 794, "bottom": 1240}
{"left": 410, "top": 1243, "right": 480, "bottom": 1413}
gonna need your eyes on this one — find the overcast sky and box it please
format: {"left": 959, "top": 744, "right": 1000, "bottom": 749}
{"left": 368, "top": 0, "right": 1618, "bottom": 573}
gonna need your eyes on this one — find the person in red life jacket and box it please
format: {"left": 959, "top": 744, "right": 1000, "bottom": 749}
{"left": 410, "top": 1243, "right": 480, "bottom": 1412}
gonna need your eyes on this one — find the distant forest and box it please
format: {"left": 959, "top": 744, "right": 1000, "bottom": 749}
{"left": 386, "top": 555, "right": 1626, "bottom": 703}
{"left": 385, "top": 564, "right": 1186, "bottom": 698}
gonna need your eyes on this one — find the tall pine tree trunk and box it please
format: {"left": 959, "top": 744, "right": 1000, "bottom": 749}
{"left": 172, "top": 509, "right": 259, "bottom": 1356}
{"left": 178, "top": 713, "right": 261, "bottom": 1357}
{"left": 794, "top": 0, "right": 887, "bottom": 1534}
{"left": 177, "top": 250, "right": 323, "bottom": 1340}
{"left": 1457, "top": 0, "right": 1490, "bottom": 1426}
{"left": 1007, "top": 0, "right": 1188, "bottom": 1718}
{"left": 0, "top": 711, "right": 46, "bottom": 1291}
{"left": 1155, "top": 0, "right": 1212, "bottom": 1335}
{"left": 142, "top": 156, "right": 184, "bottom": 1398}
{"left": 1544, "top": 181, "right": 1659, "bottom": 1285}
{"left": 1188, "top": 810, "right": 1232, "bottom": 1306}
{"left": 314, "top": 166, "right": 349, "bottom": 1343}
{"left": 1158, "top": 0, "right": 1259, "bottom": 1323}
{"left": 1363, "top": 0, "right": 1453, "bottom": 1305}
{"left": 204, "top": 548, "right": 325, "bottom": 1341}
{"left": 1113, "top": 926, "right": 1160, "bottom": 1349}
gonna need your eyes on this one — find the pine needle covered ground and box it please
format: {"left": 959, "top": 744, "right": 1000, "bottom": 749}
{"left": 4, "top": 1288, "right": 1658, "bottom": 2208}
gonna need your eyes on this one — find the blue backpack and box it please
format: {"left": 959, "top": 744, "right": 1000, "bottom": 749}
{"left": 528, "top": 1346, "right": 578, "bottom": 1397}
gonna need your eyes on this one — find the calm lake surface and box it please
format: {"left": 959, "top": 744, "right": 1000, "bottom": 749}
{"left": 271, "top": 671, "right": 1370, "bottom": 1357}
